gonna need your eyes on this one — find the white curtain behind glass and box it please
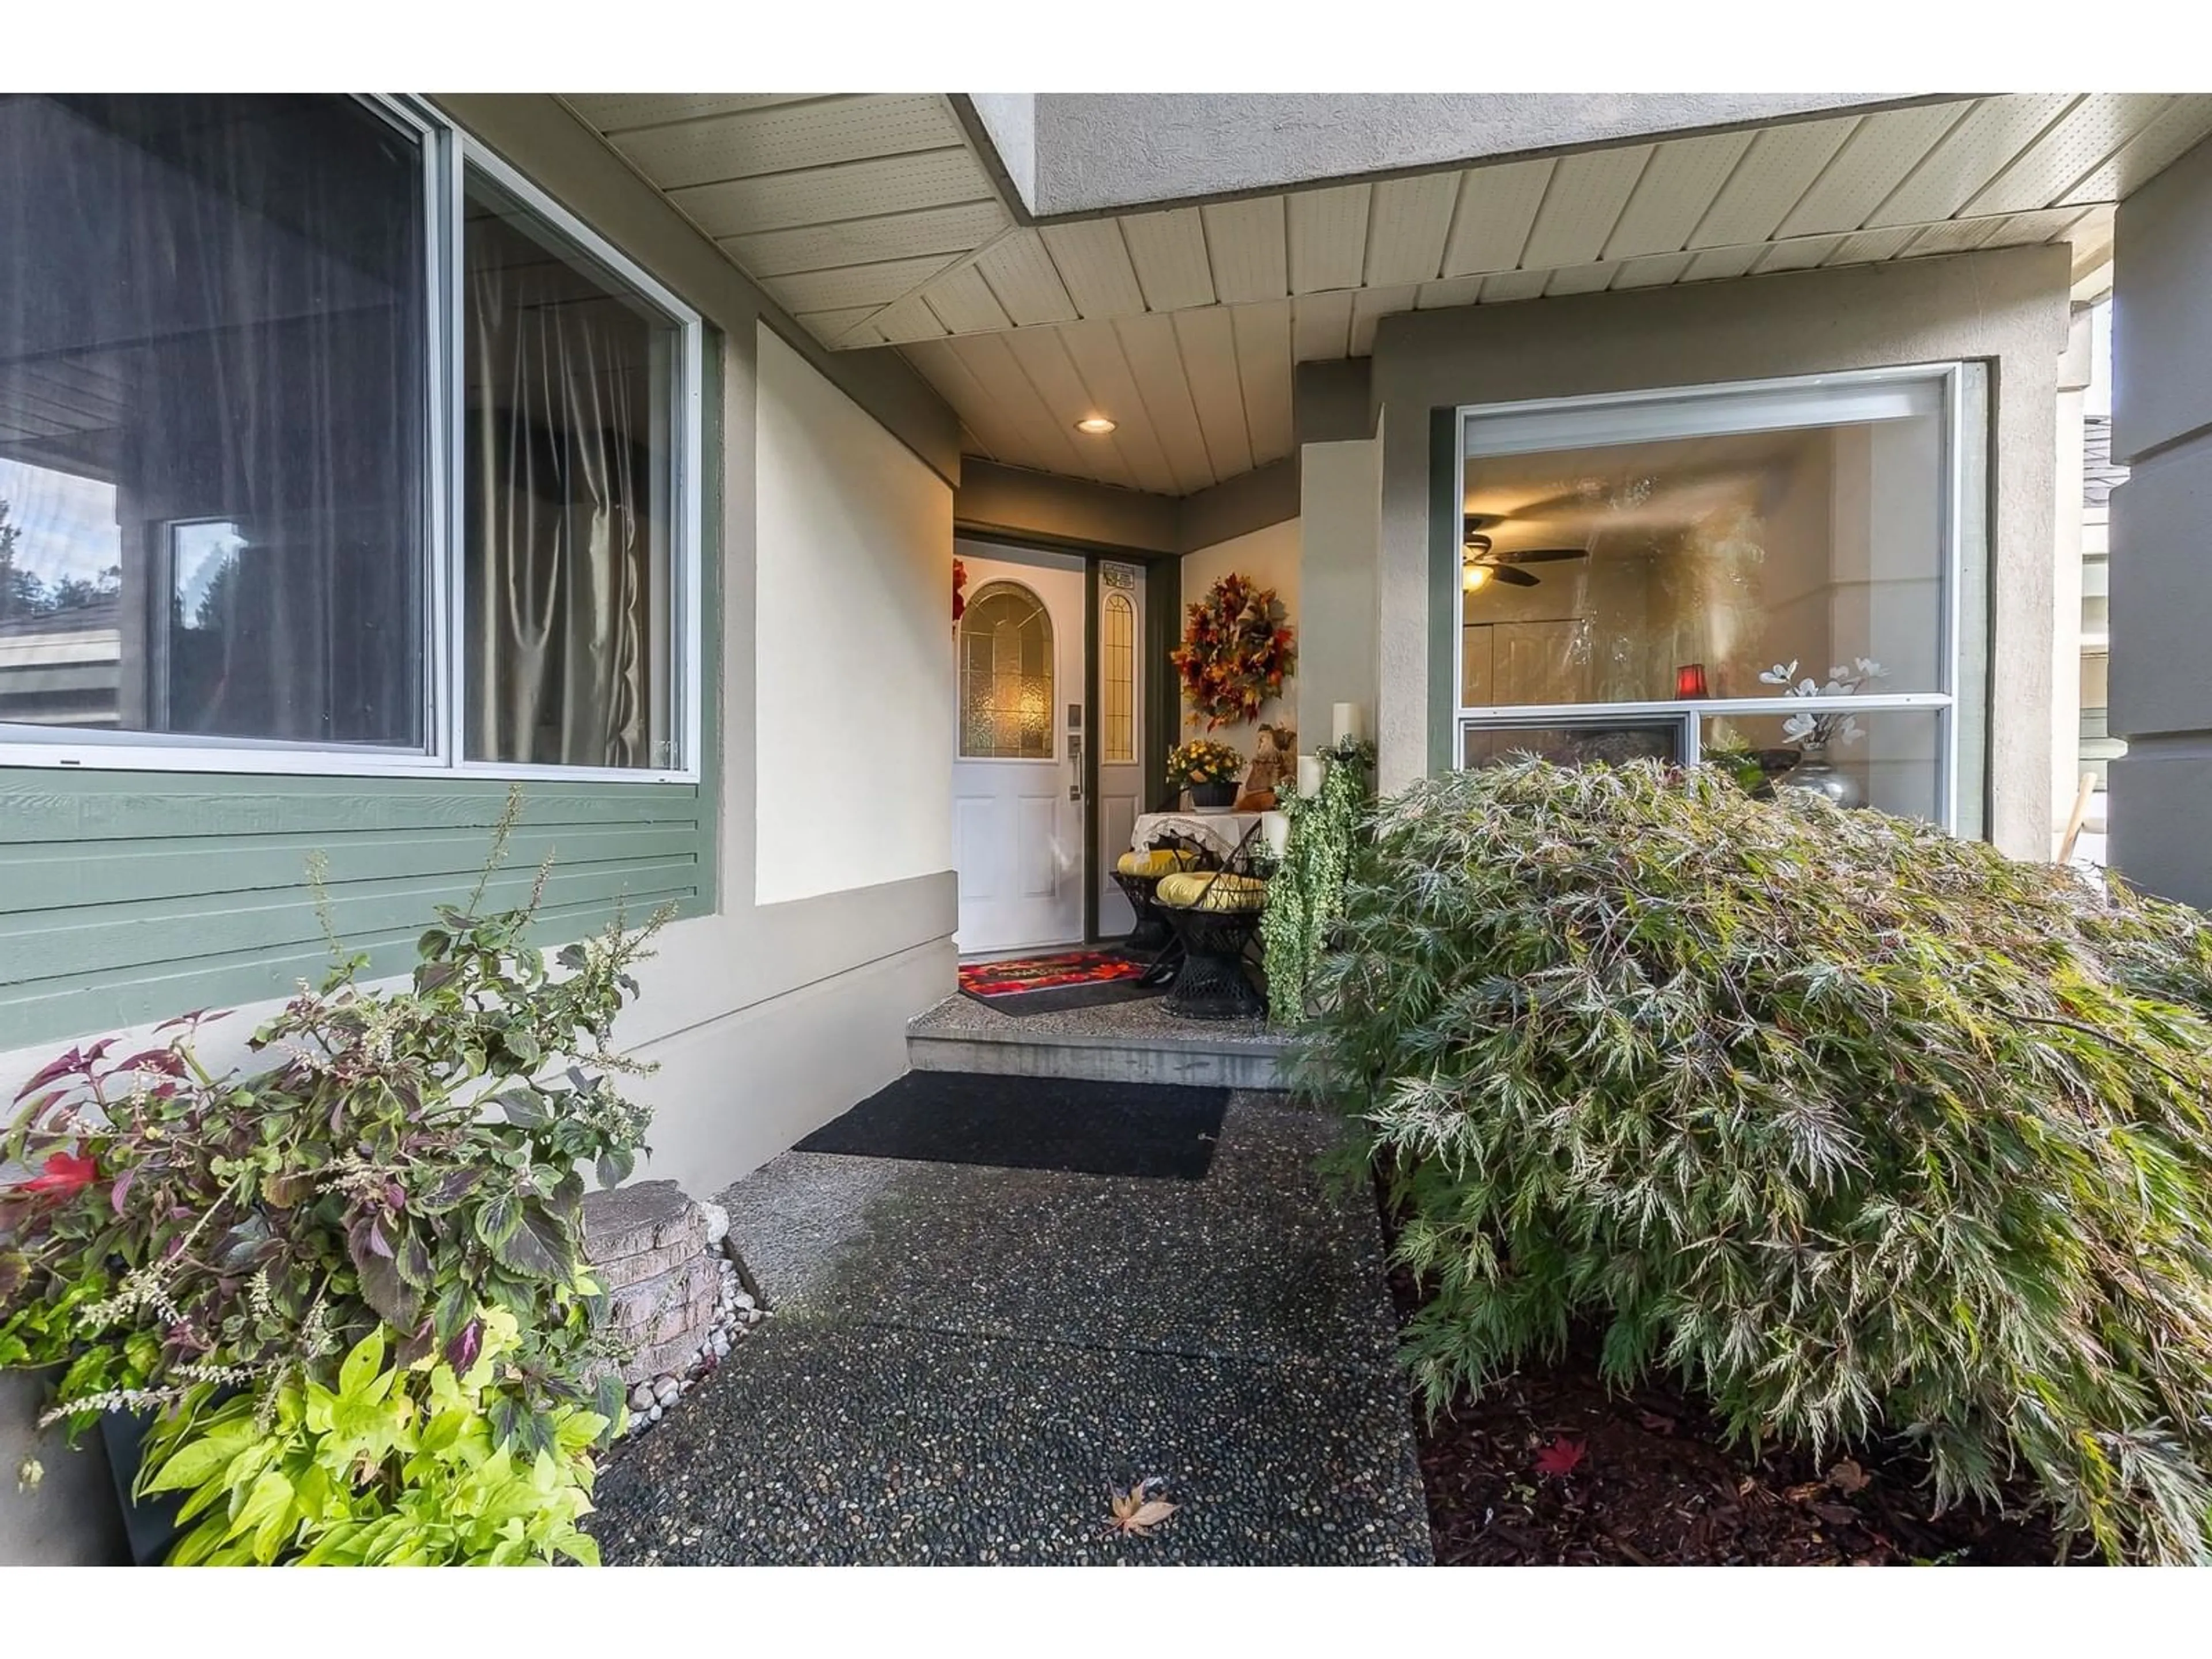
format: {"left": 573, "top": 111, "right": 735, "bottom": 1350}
{"left": 463, "top": 174, "right": 670, "bottom": 769}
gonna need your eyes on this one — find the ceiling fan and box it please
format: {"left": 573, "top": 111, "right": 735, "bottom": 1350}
{"left": 1461, "top": 514, "right": 1589, "bottom": 590}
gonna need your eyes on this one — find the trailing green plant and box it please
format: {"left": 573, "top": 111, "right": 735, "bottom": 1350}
{"left": 0, "top": 789, "right": 670, "bottom": 1563}
{"left": 143, "top": 1317, "right": 605, "bottom": 1566}
{"left": 1292, "top": 758, "right": 2212, "bottom": 1565}
{"left": 1259, "top": 737, "right": 1374, "bottom": 1025}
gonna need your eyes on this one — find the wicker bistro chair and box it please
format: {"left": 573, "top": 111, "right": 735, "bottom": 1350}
{"left": 1112, "top": 844, "right": 1203, "bottom": 983}
{"left": 1150, "top": 819, "right": 1270, "bottom": 1020}
{"left": 1109, "top": 786, "right": 1224, "bottom": 984}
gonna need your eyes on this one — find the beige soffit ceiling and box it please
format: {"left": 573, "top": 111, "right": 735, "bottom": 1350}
{"left": 559, "top": 92, "right": 1016, "bottom": 335}
{"left": 563, "top": 92, "right": 2212, "bottom": 497}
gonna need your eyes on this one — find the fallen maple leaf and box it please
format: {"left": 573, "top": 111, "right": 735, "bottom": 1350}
{"left": 1105, "top": 1478, "right": 1179, "bottom": 1537}
{"left": 1533, "top": 1437, "right": 1586, "bottom": 1478}
{"left": 1827, "top": 1459, "right": 1870, "bottom": 1494}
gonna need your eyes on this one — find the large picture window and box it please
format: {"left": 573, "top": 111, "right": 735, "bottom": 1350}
{"left": 1455, "top": 366, "right": 1982, "bottom": 832}
{"left": 0, "top": 93, "right": 703, "bottom": 779}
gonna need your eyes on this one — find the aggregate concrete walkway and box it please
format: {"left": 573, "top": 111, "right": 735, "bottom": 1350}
{"left": 586, "top": 1086, "right": 1431, "bottom": 1565}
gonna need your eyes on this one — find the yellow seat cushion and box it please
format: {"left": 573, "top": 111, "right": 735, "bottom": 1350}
{"left": 1116, "top": 847, "right": 1201, "bottom": 877}
{"left": 1155, "top": 871, "right": 1268, "bottom": 912}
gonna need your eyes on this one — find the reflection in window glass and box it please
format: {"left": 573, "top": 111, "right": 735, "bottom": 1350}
{"left": 1462, "top": 718, "right": 1684, "bottom": 771}
{"left": 0, "top": 94, "right": 427, "bottom": 745}
{"left": 959, "top": 581, "right": 1053, "bottom": 759}
{"left": 1460, "top": 389, "right": 1945, "bottom": 706}
{"left": 0, "top": 459, "right": 120, "bottom": 728}
{"left": 464, "top": 168, "right": 679, "bottom": 770}
{"left": 1102, "top": 590, "right": 1135, "bottom": 763}
{"left": 161, "top": 520, "right": 245, "bottom": 728}
{"left": 1707, "top": 708, "right": 1944, "bottom": 824}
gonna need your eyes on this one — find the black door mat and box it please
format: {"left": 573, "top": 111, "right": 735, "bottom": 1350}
{"left": 958, "top": 978, "right": 1162, "bottom": 1017}
{"left": 795, "top": 1071, "right": 1228, "bottom": 1181}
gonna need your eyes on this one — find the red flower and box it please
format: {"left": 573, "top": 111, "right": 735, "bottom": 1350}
{"left": 17, "top": 1149, "right": 98, "bottom": 1201}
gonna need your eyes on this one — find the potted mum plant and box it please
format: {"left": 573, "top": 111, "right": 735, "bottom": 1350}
{"left": 1168, "top": 738, "right": 1246, "bottom": 814}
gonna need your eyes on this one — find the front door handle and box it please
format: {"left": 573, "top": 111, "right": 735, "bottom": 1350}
{"left": 1068, "top": 733, "right": 1083, "bottom": 801}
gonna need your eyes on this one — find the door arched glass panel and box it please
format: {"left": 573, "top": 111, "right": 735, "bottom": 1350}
{"left": 959, "top": 580, "right": 1054, "bottom": 759}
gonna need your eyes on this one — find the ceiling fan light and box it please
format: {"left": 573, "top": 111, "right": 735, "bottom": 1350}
{"left": 1463, "top": 562, "right": 1490, "bottom": 592}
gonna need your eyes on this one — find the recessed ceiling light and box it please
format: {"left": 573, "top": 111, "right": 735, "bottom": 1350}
{"left": 1074, "top": 415, "right": 1118, "bottom": 434}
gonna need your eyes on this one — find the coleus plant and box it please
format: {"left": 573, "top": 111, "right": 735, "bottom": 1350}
{"left": 0, "top": 794, "right": 670, "bottom": 1479}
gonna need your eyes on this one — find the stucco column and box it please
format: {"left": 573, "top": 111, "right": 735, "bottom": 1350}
{"left": 1295, "top": 437, "right": 1382, "bottom": 759}
{"left": 2050, "top": 307, "right": 2092, "bottom": 858}
{"left": 2109, "top": 137, "right": 2212, "bottom": 907}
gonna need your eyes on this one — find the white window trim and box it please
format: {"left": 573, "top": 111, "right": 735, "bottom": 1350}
{"left": 1455, "top": 362, "right": 1975, "bottom": 833}
{"left": 0, "top": 93, "right": 707, "bottom": 786}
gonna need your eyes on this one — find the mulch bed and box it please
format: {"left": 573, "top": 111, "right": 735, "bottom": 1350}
{"left": 1381, "top": 1195, "right": 2074, "bottom": 1566}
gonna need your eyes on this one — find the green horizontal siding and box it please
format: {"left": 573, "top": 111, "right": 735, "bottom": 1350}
{"left": 0, "top": 338, "right": 724, "bottom": 1055}
{"left": 0, "top": 778, "right": 713, "bottom": 1048}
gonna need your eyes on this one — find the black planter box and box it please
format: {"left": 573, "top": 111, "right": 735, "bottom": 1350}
{"left": 100, "top": 1409, "right": 188, "bottom": 1566}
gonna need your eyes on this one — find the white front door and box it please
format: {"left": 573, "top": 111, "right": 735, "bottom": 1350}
{"left": 952, "top": 543, "right": 1087, "bottom": 953}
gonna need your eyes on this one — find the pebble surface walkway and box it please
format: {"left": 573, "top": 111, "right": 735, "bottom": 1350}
{"left": 585, "top": 1086, "right": 1430, "bottom": 1565}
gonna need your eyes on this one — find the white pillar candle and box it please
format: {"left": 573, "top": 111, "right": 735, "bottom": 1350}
{"left": 1262, "top": 810, "right": 1291, "bottom": 858}
{"left": 1296, "top": 753, "right": 1324, "bottom": 797}
{"left": 1331, "top": 702, "right": 1365, "bottom": 744}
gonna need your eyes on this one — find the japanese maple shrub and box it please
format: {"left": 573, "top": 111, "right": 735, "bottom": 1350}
{"left": 1292, "top": 759, "right": 2212, "bottom": 1565}
{"left": 0, "top": 792, "right": 671, "bottom": 1564}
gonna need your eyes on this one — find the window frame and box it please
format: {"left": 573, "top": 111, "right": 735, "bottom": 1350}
{"left": 0, "top": 93, "right": 706, "bottom": 785}
{"left": 1453, "top": 362, "right": 1979, "bottom": 834}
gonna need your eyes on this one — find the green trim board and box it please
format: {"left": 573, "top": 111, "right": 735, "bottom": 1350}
{"left": 1082, "top": 558, "right": 1101, "bottom": 942}
{"left": 0, "top": 334, "right": 727, "bottom": 1054}
{"left": 1145, "top": 557, "right": 1183, "bottom": 806}
{"left": 1427, "top": 407, "right": 1461, "bottom": 777}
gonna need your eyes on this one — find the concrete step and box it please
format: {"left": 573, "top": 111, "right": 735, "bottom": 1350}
{"left": 906, "top": 995, "right": 1288, "bottom": 1090}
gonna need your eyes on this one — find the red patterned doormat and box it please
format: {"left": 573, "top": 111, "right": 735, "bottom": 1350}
{"left": 957, "top": 949, "right": 1158, "bottom": 1015}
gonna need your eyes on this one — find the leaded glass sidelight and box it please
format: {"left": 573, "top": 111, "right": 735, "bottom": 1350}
{"left": 1101, "top": 589, "right": 1135, "bottom": 763}
{"left": 959, "top": 580, "right": 1054, "bottom": 759}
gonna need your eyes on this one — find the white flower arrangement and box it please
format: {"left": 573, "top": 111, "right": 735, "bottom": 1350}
{"left": 1759, "top": 657, "right": 1886, "bottom": 751}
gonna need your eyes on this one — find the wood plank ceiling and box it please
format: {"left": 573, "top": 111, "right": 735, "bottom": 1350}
{"left": 563, "top": 92, "right": 2212, "bottom": 497}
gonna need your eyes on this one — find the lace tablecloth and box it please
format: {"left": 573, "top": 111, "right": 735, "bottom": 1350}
{"left": 1129, "top": 809, "right": 1287, "bottom": 863}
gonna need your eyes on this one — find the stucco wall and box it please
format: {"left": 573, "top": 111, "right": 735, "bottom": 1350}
{"left": 1297, "top": 438, "right": 1382, "bottom": 749}
{"left": 1368, "top": 244, "right": 2071, "bottom": 858}
{"left": 2109, "top": 136, "right": 2212, "bottom": 906}
{"left": 755, "top": 327, "right": 955, "bottom": 904}
{"left": 1011, "top": 95, "right": 1919, "bottom": 218}
{"left": 1178, "top": 518, "right": 1302, "bottom": 760}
